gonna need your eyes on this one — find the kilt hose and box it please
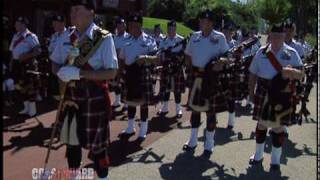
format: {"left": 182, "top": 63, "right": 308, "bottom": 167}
{"left": 253, "top": 77, "right": 297, "bottom": 128}
{"left": 188, "top": 67, "right": 229, "bottom": 114}
{"left": 11, "top": 59, "right": 40, "bottom": 101}
{"left": 57, "top": 79, "right": 112, "bottom": 155}
{"left": 159, "top": 64, "right": 186, "bottom": 101}
{"left": 122, "top": 63, "right": 158, "bottom": 106}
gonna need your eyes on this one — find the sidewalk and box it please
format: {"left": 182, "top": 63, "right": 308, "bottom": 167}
{"left": 108, "top": 87, "right": 317, "bottom": 180}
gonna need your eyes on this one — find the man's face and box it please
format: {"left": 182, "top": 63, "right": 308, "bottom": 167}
{"left": 128, "top": 22, "right": 142, "bottom": 37}
{"left": 70, "top": 5, "right": 91, "bottom": 27}
{"left": 154, "top": 28, "right": 161, "bottom": 36}
{"left": 116, "top": 23, "right": 126, "bottom": 34}
{"left": 199, "top": 19, "right": 213, "bottom": 32}
{"left": 269, "top": 32, "right": 285, "bottom": 45}
{"left": 15, "top": 21, "right": 25, "bottom": 33}
{"left": 285, "top": 28, "right": 295, "bottom": 41}
{"left": 52, "top": 21, "right": 65, "bottom": 33}
{"left": 167, "top": 26, "right": 176, "bottom": 38}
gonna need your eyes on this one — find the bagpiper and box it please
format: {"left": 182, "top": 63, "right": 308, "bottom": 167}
{"left": 184, "top": 10, "right": 230, "bottom": 156}
{"left": 51, "top": 0, "right": 118, "bottom": 179}
{"left": 248, "top": 22, "right": 304, "bottom": 171}
{"left": 284, "top": 20, "right": 305, "bottom": 60}
{"left": 111, "top": 16, "right": 130, "bottom": 110}
{"left": 153, "top": 24, "right": 166, "bottom": 47}
{"left": 9, "top": 16, "right": 41, "bottom": 117}
{"left": 157, "top": 20, "right": 186, "bottom": 119}
{"left": 118, "top": 13, "right": 159, "bottom": 141}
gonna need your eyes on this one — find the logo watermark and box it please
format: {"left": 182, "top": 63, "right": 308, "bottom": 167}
{"left": 32, "top": 168, "right": 94, "bottom": 179}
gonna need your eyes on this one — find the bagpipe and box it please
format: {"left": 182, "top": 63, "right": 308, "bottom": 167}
{"left": 259, "top": 44, "right": 305, "bottom": 127}
{"left": 123, "top": 50, "right": 160, "bottom": 106}
{"left": 298, "top": 47, "right": 318, "bottom": 118}
{"left": 159, "top": 38, "right": 188, "bottom": 75}
{"left": 188, "top": 36, "right": 260, "bottom": 112}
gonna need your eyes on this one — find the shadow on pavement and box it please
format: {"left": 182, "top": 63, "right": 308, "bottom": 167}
{"left": 159, "top": 152, "right": 237, "bottom": 180}
{"left": 3, "top": 97, "right": 58, "bottom": 128}
{"left": 263, "top": 136, "right": 316, "bottom": 165}
{"left": 239, "top": 164, "right": 289, "bottom": 180}
{"left": 3, "top": 118, "right": 62, "bottom": 154}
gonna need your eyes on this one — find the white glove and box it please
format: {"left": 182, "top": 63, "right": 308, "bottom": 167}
{"left": 57, "top": 66, "right": 80, "bottom": 82}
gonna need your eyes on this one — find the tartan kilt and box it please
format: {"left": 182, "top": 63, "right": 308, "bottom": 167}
{"left": 57, "top": 80, "right": 111, "bottom": 154}
{"left": 159, "top": 65, "right": 186, "bottom": 99}
{"left": 11, "top": 59, "right": 40, "bottom": 100}
{"left": 253, "top": 78, "right": 296, "bottom": 128}
{"left": 122, "top": 64, "right": 157, "bottom": 106}
{"left": 227, "top": 66, "right": 249, "bottom": 101}
{"left": 188, "top": 68, "right": 229, "bottom": 113}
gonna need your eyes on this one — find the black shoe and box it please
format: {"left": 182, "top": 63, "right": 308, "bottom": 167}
{"left": 202, "top": 150, "right": 212, "bottom": 158}
{"left": 249, "top": 156, "right": 263, "bottom": 165}
{"left": 118, "top": 131, "right": 135, "bottom": 139}
{"left": 136, "top": 136, "right": 146, "bottom": 143}
{"left": 182, "top": 144, "right": 197, "bottom": 152}
{"left": 176, "top": 113, "right": 183, "bottom": 119}
{"left": 227, "top": 125, "right": 233, "bottom": 130}
{"left": 270, "top": 164, "right": 280, "bottom": 171}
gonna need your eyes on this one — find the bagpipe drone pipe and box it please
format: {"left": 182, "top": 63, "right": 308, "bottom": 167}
{"left": 188, "top": 36, "right": 260, "bottom": 112}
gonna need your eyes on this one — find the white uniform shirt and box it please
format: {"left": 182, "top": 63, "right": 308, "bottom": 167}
{"left": 48, "top": 28, "right": 67, "bottom": 54}
{"left": 50, "top": 22, "right": 118, "bottom": 70}
{"left": 9, "top": 29, "right": 40, "bottom": 60}
{"left": 159, "top": 34, "right": 184, "bottom": 53}
{"left": 119, "top": 32, "right": 158, "bottom": 65}
{"left": 286, "top": 39, "right": 305, "bottom": 59}
{"left": 185, "top": 30, "right": 229, "bottom": 68}
{"left": 299, "top": 41, "right": 312, "bottom": 56}
{"left": 249, "top": 43, "right": 303, "bottom": 80}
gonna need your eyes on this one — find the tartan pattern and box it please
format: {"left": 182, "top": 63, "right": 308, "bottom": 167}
{"left": 253, "top": 78, "right": 298, "bottom": 127}
{"left": 141, "top": 65, "right": 158, "bottom": 105}
{"left": 122, "top": 64, "right": 157, "bottom": 105}
{"left": 109, "top": 73, "right": 124, "bottom": 92}
{"left": 11, "top": 59, "right": 40, "bottom": 100}
{"left": 252, "top": 79, "right": 268, "bottom": 121}
{"left": 188, "top": 68, "right": 229, "bottom": 113}
{"left": 159, "top": 58, "right": 186, "bottom": 100}
{"left": 57, "top": 80, "right": 111, "bottom": 154}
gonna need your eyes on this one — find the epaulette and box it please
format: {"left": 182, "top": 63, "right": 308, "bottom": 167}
{"left": 95, "top": 28, "right": 110, "bottom": 38}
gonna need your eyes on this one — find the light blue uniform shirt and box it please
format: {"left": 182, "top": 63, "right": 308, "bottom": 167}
{"left": 50, "top": 22, "right": 118, "bottom": 70}
{"left": 113, "top": 31, "right": 131, "bottom": 53}
{"left": 249, "top": 43, "right": 303, "bottom": 80}
{"left": 9, "top": 29, "right": 40, "bottom": 60}
{"left": 119, "top": 32, "right": 158, "bottom": 65}
{"left": 159, "top": 34, "right": 184, "bottom": 53}
{"left": 48, "top": 28, "right": 67, "bottom": 54}
{"left": 286, "top": 39, "right": 305, "bottom": 59}
{"left": 185, "top": 30, "right": 229, "bottom": 68}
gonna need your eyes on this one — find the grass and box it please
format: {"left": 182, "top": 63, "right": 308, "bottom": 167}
{"left": 305, "top": 34, "right": 317, "bottom": 48}
{"left": 143, "top": 17, "right": 194, "bottom": 37}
